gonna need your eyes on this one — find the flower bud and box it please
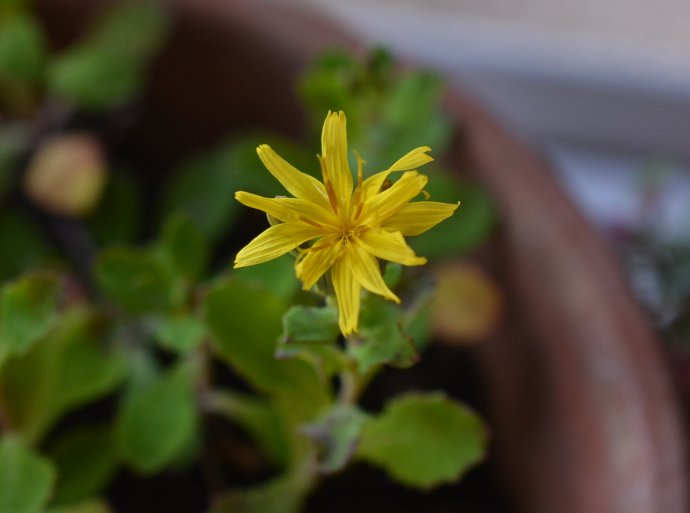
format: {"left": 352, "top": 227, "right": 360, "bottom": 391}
{"left": 24, "top": 133, "right": 107, "bottom": 217}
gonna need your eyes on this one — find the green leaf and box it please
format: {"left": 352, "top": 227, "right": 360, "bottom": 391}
{"left": 47, "top": 426, "right": 117, "bottom": 506}
{"left": 45, "top": 500, "right": 112, "bottom": 513}
{"left": 302, "top": 404, "right": 369, "bottom": 473}
{"left": 204, "top": 277, "right": 329, "bottom": 421}
{"left": 160, "top": 213, "right": 209, "bottom": 281}
{"left": 47, "top": 1, "right": 169, "bottom": 110}
{"left": 347, "top": 296, "right": 418, "bottom": 375}
{"left": 94, "top": 248, "right": 172, "bottom": 314}
{"left": 0, "top": 435, "right": 55, "bottom": 513}
{"left": 161, "top": 150, "right": 241, "bottom": 243}
{"left": 276, "top": 305, "right": 345, "bottom": 380}
{"left": 206, "top": 390, "right": 290, "bottom": 467}
{"left": 0, "top": 14, "right": 46, "bottom": 86}
{"left": 154, "top": 315, "right": 206, "bottom": 354}
{"left": 409, "top": 173, "right": 496, "bottom": 259}
{"left": 233, "top": 255, "right": 299, "bottom": 301}
{"left": 87, "top": 1, "right": 169, "bottom": 61}
{"left": 357, "top": 392, "right": 487, "bottom": 489}
{"left": 281, "top": 306, "right": 339, "bottom": 344}
{"left": 116, "top": 364, "right": 199, "bottom": 474}
{"left": 0, "top": 272, "right": 59, "bottom": 361}
{"left": 210, "top": 470, "right": 311, "bottom": 513}
{"left": 48, "top": 47, "right": 142, "bottom": 110}
{"left": 0, "top": 309, "right": 124, "bottom": 443}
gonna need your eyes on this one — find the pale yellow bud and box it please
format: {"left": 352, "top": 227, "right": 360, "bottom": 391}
{"left": 24, "top": 133, "right": 107, "bottom": 217}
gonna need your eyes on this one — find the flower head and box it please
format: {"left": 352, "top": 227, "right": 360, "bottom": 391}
{"left": 234, "top": 111, "right": 459, "bottom": 335}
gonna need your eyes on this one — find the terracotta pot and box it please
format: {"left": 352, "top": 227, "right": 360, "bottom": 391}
{"left": 36, "top": 1, "right": 688, "bottom": 512}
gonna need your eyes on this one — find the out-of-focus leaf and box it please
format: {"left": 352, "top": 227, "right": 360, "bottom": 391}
{"left": 301, "top": 404, "right": 368, "bottom": 473}
{"left": 298, "top": 49, "right": 452, "bottom": 172}
{"left": 0, "top": 435, "right": 55, "bottom": 513}
{"left": 233, "top": 255, "right": 299, "bottom": 301}
{"left": 47, "top": 426, "right": 117, "bottom": 506}
{"left": 210, "top": 470, "right": 312, "bottom": 513}
{"left": 160, "top": 213, "right": 209, "bottom": 281}
{"left": 206, "top": 390, "right": 290, "bottom": 467}
{"left": 161, "top": 150, "right": 240, "bottom": 243}
{"left": 281, "top": 305, "right": 339, "bottom": 344}
{"left": 94, "top": 248, "right": 172, "bottom": 314}
{"left": 410, "top": 172, "right": 496, "bottom": 259}
{"left": 357, "top": 392, "right": 486, "bottom": 489}
{"left": 0, "top": 309, "right": 124, "bottom": 443}
{"left": 204, "top": 276, "right": 329, "bottom": 421}
{"left": 0, "top": 272, "right": 59, "bottom": 361}
{"left": 0, "top": 210, "right": 55, "bottom": 281}
{"left": 116, "top": 363, "right": 198, "bottom": 474}
{"left": 45, "top": 499, "right": 112, "bottom": 513}
{"left": 87, "top": 1, "right": 169, "bottom": 61}
{"left": 47, "top": 1, "right": 169, "bottom": 110}
{"left": 0, "top": 14, "right": 46, "bottom": 87}
{"left": 88, "top": 170, "right": 142, "bottom": 246}
{"left": 49, "top": 47, "right": 141, "bottom": 110}
{"left": 347, "top": 295, "right": 418, "bottom": 375}
{"left": 154, "top": 315, "right": 206, "bottom": 354}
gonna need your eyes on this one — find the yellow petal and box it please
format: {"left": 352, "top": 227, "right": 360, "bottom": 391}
{"left": 235, "top": 191, "right": 337, "bottom": 226}
{"left": 332, "top": 257, "right": 361, "bottom": 335}
{"left": 234, "top": 222, "right": 322, "bottom": 268}
{"left": 349, "top": 241, "right": 399, "bottom": 303}
{"left": 295, "top": 235, "right": 341, "bottom": 290}
{"left": 321, "top": 111, "right": 353, "bottom": 207}
{"left": 387, "top": 146, "right": 433, "bottom": 172}
{"left": 359, "top": 228, "right": 427, "bottom": 266}
{"left": 382, "top": 201, "right": 460, "bottom": 236}
{"left": 358, "top": 146, "right": 433, "bottom": 202}
{"left": 359, "top": 171, "right": 428, "bottom": 227}
{"left": 256, "top": 145, "right": 329, "bottom": 209}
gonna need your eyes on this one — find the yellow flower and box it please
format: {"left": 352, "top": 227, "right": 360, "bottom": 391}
{"left": 234, "top": 111, "right": 459, "bottom": 335}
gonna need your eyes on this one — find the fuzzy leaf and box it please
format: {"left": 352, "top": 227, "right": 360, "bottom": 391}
{"left": 160, "top": 213, "right": 208, "bottom": 281}
{"left": 204, "top": 277, "right": 329, "bottom": 421}
{"left": 281, "top": 306, "right": 339, "bottom": 344}
{"left": 154, "top": 315, "right": 206, "bottom": 354}
{"left": 47, "top": 1, "right": 169, "bottom": 110}
{"left": 0, "top": 272, "right": 59, "bottom": 361}
{"left": 0, "top": 14, "right": 46, "bottom": 86}
{"left": 45, "top": 500, "right": 112, "bottom": 513}
{"left": 94, "top": 248, "right": 172, "bottom": 314}
{"left": 0, "top": 309, "right": 124, "bottom": 443}
{"left": 116, "top": 364, "right": 198, "bottom": 474}
{"left": 210, "top": 472, "right": 311, "bottom": 513}
{"left": 0, "top": 435, "right": 55, "bottom": 513}
{"left": 357, "top": 392, "right": 486, "bottom": 489}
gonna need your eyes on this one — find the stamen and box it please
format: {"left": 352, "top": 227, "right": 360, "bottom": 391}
{"left": 299, "top": 216, "right": 322, "bottom": 228}
{"left": 310, "top": 241, "right": 332, "bottom": 251}
{"left": 353, "top": 201, "right": 365, "bottom": 221}
{"left": 318, "top": 154, "right": 340, "bottom": 213}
